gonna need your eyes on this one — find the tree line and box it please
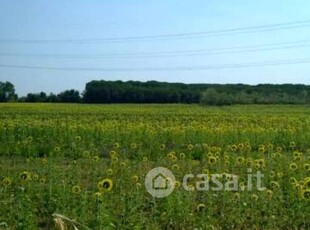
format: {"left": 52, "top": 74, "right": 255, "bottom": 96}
{"left": 1, "top": 80, "right": 310, "bottom": 105}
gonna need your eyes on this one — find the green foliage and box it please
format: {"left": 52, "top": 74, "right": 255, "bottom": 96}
{"left": 0, "top": 104, "right": 310, "bottom": 229}
{"left": 200, "top": 88, "right": 232, "bottom": 106}
{"left": 0, "top": 81, "right": 17, "bottom": 102}
{"left": 21, "top": 90, "right": 81, "bottom": 103}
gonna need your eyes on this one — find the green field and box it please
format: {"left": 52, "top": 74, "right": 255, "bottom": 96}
{"left": 1, "top": 103, "right": 310, "bottom": 229}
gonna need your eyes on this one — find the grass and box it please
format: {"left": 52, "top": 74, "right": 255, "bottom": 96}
{"left": 0, "top": 103, "right": 310, "bottom": 229}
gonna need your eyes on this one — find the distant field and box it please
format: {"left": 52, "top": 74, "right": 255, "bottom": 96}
{"left": 0, "top": 103, "right": 310, "bottom": 229}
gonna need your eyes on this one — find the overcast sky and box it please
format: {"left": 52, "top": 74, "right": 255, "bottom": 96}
{"left": 1, "top": 0, "right": 310, "bottom": 96}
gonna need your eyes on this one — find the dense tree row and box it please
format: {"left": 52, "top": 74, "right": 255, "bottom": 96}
{"left": 18, "top": 90, "right": 81, "bottom": 103}
{"left": 84, "top": 80, "right": 310, "bottom": 105}
{"left": 83, "top": 80, "right": 200, "bottom": 103}
{"left": 1, "top": 80, "right": 310, "bottom": 105}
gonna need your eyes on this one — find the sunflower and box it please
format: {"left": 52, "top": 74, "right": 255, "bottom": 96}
{"left": 277, "top": 172, "right": 284, "bottom": 178}
{"left": 187, "top": 144, "right": 193, "bottom": 151}
{"left": 245, "top": 144, "right": 252, "bottom": 152}
{"left": 289, "top": 162, "right": 298, "bottom": 171}
{"left": 275, "top": 152, "right": 282, "bottom": 158}
{"left": 159, "top": 144, "right": 166, "bottom": 151}
{"left": 246, "top": 159, "right": 253, "bottom": 168}
{"left": 202, "top": 168, "right": 209, "bottom": 175}
{"left": 20, "top": 171, "right": 32, "bottom": 181}
{"left": 294, "top": 156, "right": 302, "bottom": 162}
{"left": 266, "top": 189, "right": 273, "bottom": 198}
{"left": 267, "top": 144, "right": 274, "bottom": 151}
{"left": 171, "top": 155, "right": 178, "bottom": 162}
{"left": 174, "top": 181, "right": 181, "bottom": 188}
{"left": 32, "top": 174, "right": 39, "bottom": 181}
{"left": 2, "top": 177, "right": 12, "bottom": 186}
{"left": 257, "top": 159, "right": 265, "bottom": 166}
{"left": 72, "top": 185, "right": 81, "bottom": 194}
{"left": 106, "top": 168, "right": 113, "bottom": 176}
{"left": 208, "top": 156, "right": 217, "bottom": 165}
{"left": 142, "top": 156, "right": 148, "bottom": 162}
{"left": 289, "top": 141, "right": 296, "bottom": 148}
{"left": 233, "top": 192, "right": 240, "bottom": 200}
{"left": 289, "top": 177, "right": 298, "bottom": 185}
{"left": 110, "top": 151, "right": 117, "bottom": 157}
{"left": 231, "top": 145, "right": 238, "bottom": 151}
{"left": 130, "top": 143, "right": 137, "bottom": 150}
{"left": 41, "top": 158, "right": 48, "bottom": 165}
{"left": 93, "top": 192, "right": 103, "bottom": 202}
{"left": 131, "top": 175, "right": 139, "bottom": 183}
{"left": 270, "top": 181, "right": 280, "bottom": 190}
{"left": 136, "top": 183, "right": 142, "bottom": 189}
{"left": 172, "top": 164, "right": 180, "bottom": 171}
{"left": 93, "top": 155, "right": 100, "bottom": 162}
{"left": 196, "top": 203, "right": 206, "bottom": 212}
{"left": 236, "top": 157, "right": 245, "bottom": 164}
{"left": 301, "top": 189, "right": 310, "bottom": 200}
{"left": 167, "top": 152, "right": 176, "bottom": 160}
{"left": 269, "top": 171, "right": 276, "bottom": 178}
{"left": 238, "top": 143, "right": 244, "bottom": 150}
{"left": 179, "top": 152, "right": 186, "bottom": 159}
{"left": 111, "top": 156, "right": 119, "bottom": 164}
{"left": 54, "top": 146, "right": 60, "bottom": 152}
{"left": 258, "top": 146, "right": 265, "bottom": 154}
{"left": 251, "top": 194, "right": 259, "bottom": 201}
{"left": 98, "top": 178, "right": 113, "bottom": 192}
{"left": 113, "top": 142, "right": 120, "bottom": 149}
{"left": 304, "top": 164, "right": 310, "bottom": 171}
{"left": 75, "top": 136, "right": 82, "bottom": 142}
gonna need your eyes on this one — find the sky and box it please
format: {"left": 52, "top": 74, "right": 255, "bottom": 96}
{"left": 1, "top": 0, "right": 310, "bottom": 96}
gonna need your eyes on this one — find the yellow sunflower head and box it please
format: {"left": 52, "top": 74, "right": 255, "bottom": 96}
{"left": 301, "top": 189, "right": 310, "bottom": 200}
{"left": 142, "top": 156, "right": 148, "bottom": 162}
{"left": 172, "top": 164, "right": 180, "bottom": 171}
{"left": 159, "top": 144, "right": 166, "bottom": 151}
{"left": 289, "top": 141, "right": 296, "bottom": 148}
{"left": 233, "top": 192, "right": 240, "bottom": 200}
{"left": 130, "top": 143, "right": 137, "bottom": 150}
{"left": 98, "top": 178, "right": 113, "bottom": 192}
{"left": 304, "top": 177, "right": 310, "bottom": 189}
{"left": 72, "top": 185, "right": 81, "bottom": 194}
{"left": 131, "top": 175, "right": 139, "bottom": 183}
{"left": 208, "top": 156, "right": 217, "bottom": 165}
{"left": 196, "top": 203, "right": 206, "bottom": 212}
{"left": 236, "top": 157, "right": 245, "bottom": 164}
{"left": 289, "top": 177, "right": 298, "bottom": 185}
{"left": 113, "top": 142, "right": 120, "bottom": 149}
{"left": 289, "top": 162, "right": 298, "bottom": 171}
{"left": 2, "top": 177, "right": 12, "bottom": 186}
{"left": 304, "top": 164, "right": 310, "bottom": 171}
{"left": 106, "top": 168, "right": 113, "bottom": 176}
{"left": 20, "top": 171, "right": 32, "bottom": 181}
{"left": 266, "top": 189, "right": 273, "bottom": 199}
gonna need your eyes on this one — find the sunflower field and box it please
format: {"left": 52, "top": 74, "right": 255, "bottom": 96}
{"left": 0, "top": 103, "right": 310, "bottom": 229}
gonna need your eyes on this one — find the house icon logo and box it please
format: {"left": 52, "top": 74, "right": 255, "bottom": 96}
{"left": 145, "top": 167, "right": 175, "bottom": 198}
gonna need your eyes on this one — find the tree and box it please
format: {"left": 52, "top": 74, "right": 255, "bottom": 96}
{"left": 57, "top": 89, "right": 81, "bottom": 103}
{"left": 200, "top": 88, "right": 232, "bottom": 106}
{"left": 0, "top": 81, "right": 17, "bottom": 102}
